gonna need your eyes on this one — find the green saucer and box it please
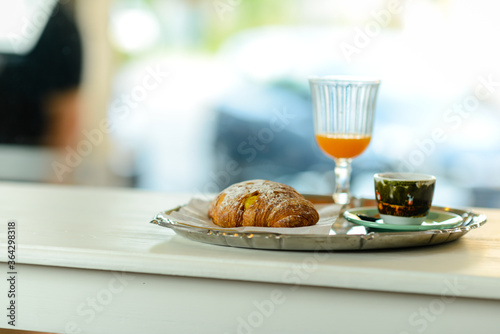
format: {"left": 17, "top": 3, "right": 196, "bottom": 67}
{"left": 343, "top": 207, "right": 463, "bottom": 231}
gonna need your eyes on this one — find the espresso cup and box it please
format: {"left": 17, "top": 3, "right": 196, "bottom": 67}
{"left": 374, "top": 173, "right": 436, "bottom": 225}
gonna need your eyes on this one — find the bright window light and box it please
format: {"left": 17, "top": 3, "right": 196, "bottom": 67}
{"left": 110, "top": 7, "right": 160, "bottom": 53}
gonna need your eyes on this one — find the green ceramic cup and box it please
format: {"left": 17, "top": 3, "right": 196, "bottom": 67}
{"left": 374, "top": 173, "right": 436, "bottom": 225}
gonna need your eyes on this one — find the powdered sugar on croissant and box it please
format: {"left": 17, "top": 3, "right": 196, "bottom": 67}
{"left": 208, "top": 180, "right": 319, "bottom": 228}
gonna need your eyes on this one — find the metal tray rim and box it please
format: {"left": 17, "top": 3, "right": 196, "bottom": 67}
{"left": 150, "top": 197, "right": 487, "bottom": 251}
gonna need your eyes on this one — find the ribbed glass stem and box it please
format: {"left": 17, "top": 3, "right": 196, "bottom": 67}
{"left": 333, "top": 158, "right": 351, "bottom": 204}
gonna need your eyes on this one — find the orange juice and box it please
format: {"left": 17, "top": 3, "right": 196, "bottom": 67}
{"left": 315, "top": 133, "right": 371, "bottom": 159}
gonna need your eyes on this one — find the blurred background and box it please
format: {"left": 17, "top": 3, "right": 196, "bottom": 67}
{"left": 1, "top": 0, "right": 499, "bottom": 208}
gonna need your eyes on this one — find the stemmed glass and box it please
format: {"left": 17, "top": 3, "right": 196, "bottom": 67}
{"left": 309, "top": 76, "right": 381, "bottom": 205}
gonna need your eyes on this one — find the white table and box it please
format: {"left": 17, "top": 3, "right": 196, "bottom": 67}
{"left": 0, "top": 181, "right": 499, "bottom": 333}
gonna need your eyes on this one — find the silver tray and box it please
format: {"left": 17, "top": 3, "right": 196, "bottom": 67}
{"left": 150, "top": 196, "right": 487, "bottom": 251}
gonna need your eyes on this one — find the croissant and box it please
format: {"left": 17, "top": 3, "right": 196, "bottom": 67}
{"left": 208, "top": 180, "right": 319, "bottom": 228}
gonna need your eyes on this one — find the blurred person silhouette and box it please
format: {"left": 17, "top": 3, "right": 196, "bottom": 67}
{"left": 0, "top": 0, "right": 82, "bottom": 182}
